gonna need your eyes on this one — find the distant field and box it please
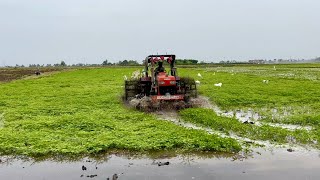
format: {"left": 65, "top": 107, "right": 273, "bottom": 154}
{"left": 0, "top": 63, "right": 320, "bottom": 158}
{"left": 0, "top": 67, "right": 65, "bottom": 82}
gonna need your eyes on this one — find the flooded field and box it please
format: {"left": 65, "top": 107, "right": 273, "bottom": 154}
{"left": 1, "top": 148, "right": 320, "bottom": 180}
{"left": 1, "top": 65, "right": 320, "bottom": 179}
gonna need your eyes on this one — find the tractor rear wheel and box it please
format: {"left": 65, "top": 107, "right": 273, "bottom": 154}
{"left": 180, "top": 77, "right": 197, "bottom": 101}
{"left": 124, "top": 79, "right": 141, "bottom": 100}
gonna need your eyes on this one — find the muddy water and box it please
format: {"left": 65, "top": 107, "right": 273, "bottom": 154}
{"left": 4, "top": 97, "right": 313, "bottom": 180}
{"left": 154, "top": 110, "right": 269, "bottom": 147}
{"left": 155, "top": 108, "right": 311, "bottom": 149}
{"left": 1, "top": 149, "right": 320, "bottom": 180}
{"left": 154, "top": 100, "right": 316, "bottom": 153}
{"left": 193, "top": 96, "right": 313, "bottom": 131}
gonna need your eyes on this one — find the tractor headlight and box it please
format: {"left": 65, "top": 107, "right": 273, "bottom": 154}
{"left": 170, "top": 81, "right": 176, "bottom": 85}
{"left": 159, "top": 81, "right": 165, "bottom": 85}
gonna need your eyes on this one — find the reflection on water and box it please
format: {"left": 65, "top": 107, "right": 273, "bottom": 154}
{"left": 1, "top": 148, "right": 320, "bottom": 180}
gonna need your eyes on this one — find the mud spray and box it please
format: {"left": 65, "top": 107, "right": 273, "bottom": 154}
{"left": 126, "top": 96, "right": 205, "bottom": 112}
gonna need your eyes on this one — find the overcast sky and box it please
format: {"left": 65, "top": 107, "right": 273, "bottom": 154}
{"left": 0, "top": 0, "right": 319, "bottom": 66}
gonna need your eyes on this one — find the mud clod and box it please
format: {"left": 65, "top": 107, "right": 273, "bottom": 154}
{"left": 243, "top": 121, "right": 255, "bottom": 124}
{"left": 112, "top": 173, "right": 119, "bottom": 180}
{"left": 157, "top": 161, "right": 170, "bottom": 166}
{"left": 87, "top": 174, "right": 97, "bottom": 178}
{"left": 287, "top": 148, "right": 294, "bottom": 152}
{"left": 127, "top": 96, "right": 206, "bottom": 112}
{"left": 82, "top": 165, "right": 87, "bottom": 171}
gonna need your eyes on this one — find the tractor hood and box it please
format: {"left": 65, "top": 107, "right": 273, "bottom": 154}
{"left": 157, "top": 72, "right": 176, "bottom": 86}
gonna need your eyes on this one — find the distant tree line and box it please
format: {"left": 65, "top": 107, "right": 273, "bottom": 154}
{"left": 101, "top": 59, "right": 141, "bottom": 66}
{"left": 175, "top": 59, "right": 198, "bottom": 65}
{"left": 8, "top": 56, "right": 320, "bottom": 68}
{"left": 115, "top": 60, "right": 140, "bottom": 66}
{"left": 14, "top": 59, "right": 141, "bottom": 68}
{"left": 25, "top": 61, "right": 68, "bottom": 67}
{"left": 246, "top": 58, "right": 313, "bottom": 64}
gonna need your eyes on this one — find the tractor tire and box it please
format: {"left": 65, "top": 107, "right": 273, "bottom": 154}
{"left": 180, "top": 77, "right": 198, "bottom": 100}
{"left": 124, "top": 79, "right": 141, "bottom": 100}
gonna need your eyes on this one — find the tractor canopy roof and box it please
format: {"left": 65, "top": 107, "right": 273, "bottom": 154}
{"left": 147, "top": 55, "right": 176, "bottom": 64}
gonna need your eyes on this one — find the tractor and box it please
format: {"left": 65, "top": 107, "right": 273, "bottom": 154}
{"left": 124, "top": 55, "right": 197, "bottom": 110}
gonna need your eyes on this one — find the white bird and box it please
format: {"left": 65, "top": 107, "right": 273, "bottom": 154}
{"left": 123, "top": 75, "right": 128, "bottom": 80}
{"left": 214, "top": 83, "right": 222, "bottom": 87}
{"left": 197, "top": 73, "right": 202, "bottom": 78}
{"left": 262, "top": 80, "right": 269, "bottom": 84}
{"left": 141, "top": 70, "right": 146, "bottom": 77}
{"left": 131, "top": 70, "right": 140, "bottom": 79}
{"left": 195, "top": 80, "right": 200, "bottom": 85}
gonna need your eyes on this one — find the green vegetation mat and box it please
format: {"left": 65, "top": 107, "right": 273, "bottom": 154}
{"left": 0, "top": 68, "right": 240, "bottom": 158}
{"left": 1, "top": 63, "right": 320, "bottom": 158}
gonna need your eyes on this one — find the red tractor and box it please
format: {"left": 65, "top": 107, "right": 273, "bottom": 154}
{"left": 125, "top": 55, "right": 197, "bottom": 109}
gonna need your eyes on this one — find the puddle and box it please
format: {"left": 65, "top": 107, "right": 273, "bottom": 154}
{"left": 154, "top": 110, "right": 307, "bottom": 150}
{"left": 194, "top": 96, "right": 312, "bottom": 131}
{"left": 153, "top": 96, "right": 315, "bottom": 151}
{"left": 1, "top": 149, "right": 320, "bottom": 180}
{"left": 262, "top": 122, "right": 313, "bottom": 131}
{"left": 194, "top": 96, "right": 264, "bottom": 123}
{"left": 235, "top": 110, "right": 261, "bottom": 122}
